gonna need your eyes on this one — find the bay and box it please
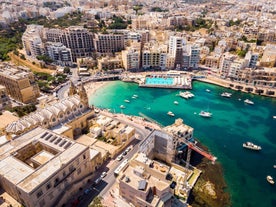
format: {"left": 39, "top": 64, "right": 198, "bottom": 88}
{"left": 89, "top": 80, "right": 276, "bottom": 207}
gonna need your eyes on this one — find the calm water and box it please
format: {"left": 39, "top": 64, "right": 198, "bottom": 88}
{"left": 89, "top": 81, "right": 276, "bottom": 207}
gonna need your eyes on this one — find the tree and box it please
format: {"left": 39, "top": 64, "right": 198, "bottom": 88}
{"left": 63, "top": 66, "right": 70, "bottom": 74}
{"left": 89, "top": 196, "right": 104, "bottom": 207}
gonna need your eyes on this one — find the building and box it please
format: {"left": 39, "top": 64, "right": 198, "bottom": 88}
{"left": 260, "top": 44, "right": 276, "bottom": 67}
{"left": 168, "top": 36, "right": 186, "bottom": 68}
{"left": 228, "top": 60, "right": 246, "bottom": 79}
{"left": 94, "top": 33, "right": 125, "bottom": 54}
{"left": 22, "top": 25, "right": 45, "bottom": 58}
{"left": 0, "top": 62, "right": 40, "bottom": 103}
{"left": 60, "top": 26, "right": 94, "bottom": 62}
{"left": 186, "top": 44, "right": 201, "bottom": 69}
{"left": 97, "top": 55, "right": 122, "bottom": 71}
{"left": 121, "top": 42, "right": 141, "bottom": 71}
{"left": 118, "top": 153, "right": 173, "bottom": 207}
{"left": 142, "top": 42, "right": 167, "bottom": 70}
{"left": 219, "top": 53, "right": 237, "bottom": 78}
{"left": 0, "top": 85, "right": 11, "bottom": 111}
{"left": 0, "top": 127, "right": 97, "bottom": 207}
{"left": 45, "top": 42, "right": 73, "bottom": 66}
{"left": 244, "top": 51, "right": 259, "bottom": 69}
{"left": 205, "top": 55, "right": 220, "bottom": 69}
{"left": 5, "top": 83, "right": 93, "bottom": 138}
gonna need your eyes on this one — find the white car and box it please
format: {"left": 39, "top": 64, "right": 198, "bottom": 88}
{"left": 116, "top": 155, "right": 123, "bottom": 161}
{"left": 126, "top": 146, "right": 132, "bottom": 152}
{"left": 100, "top": 172, "right": 107, "bottom": 178}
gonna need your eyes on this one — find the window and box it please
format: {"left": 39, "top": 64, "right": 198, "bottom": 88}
{"left": 46, "top": 183, "right": 51, "bottom": 190}
{"left": 83, "top": 154, "right": 86, "bottom": 160}
{"left": 36, "top": 190, "right": 43, "bottom": 198}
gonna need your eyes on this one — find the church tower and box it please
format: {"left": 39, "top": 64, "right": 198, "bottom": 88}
{"left": 68, "top": 80, "right": 77, "bottom": 96}
{"left": 78, "top": 82, "right": 89, "bottom": 108}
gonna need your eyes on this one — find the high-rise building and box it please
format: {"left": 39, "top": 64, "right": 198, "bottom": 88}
{"left": 60, "top": 26, "right": 94, "bottom": 62}
{"left": 168, "top": 36, "right": 186, "bottom": 68}
{"left": 93, "top": 33, "right": 125, "bottom": 54}
{"left": 0, "top": 63, "right": 39, "bottom": 104}
{"left": 245, "top": 51, "right": 259, "bottom": 69}
{"left": 187, "top": 44, "right": 201, "bottom": 69}
{"left": 122, "top": 42, "right": 141, "bottom": 71}
{"left": 45, "top": 42, "right": 73, "bottom": 66}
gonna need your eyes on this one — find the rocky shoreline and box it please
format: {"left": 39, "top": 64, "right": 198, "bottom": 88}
{"left": 189, "top": 143, "right": 231, "bottom": 207}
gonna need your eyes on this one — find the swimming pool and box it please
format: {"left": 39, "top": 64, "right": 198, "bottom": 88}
{"left": 145, "top": 77, "right": 174, "bottom": 85}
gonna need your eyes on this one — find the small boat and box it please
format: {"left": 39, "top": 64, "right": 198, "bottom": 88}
{"left": 266, "top": 175, "right": 274, "bottom": 184}
{"left": 167, "top": 111, "right": 175, "bottom": 117}
{"left": 273, "top": 165, "right": 276, "bottom": 168}
{"left": 132, "top": 96, "right": 137, "bottom": 99}
{"left": 273, "top": 116, "right": 276, "bottom": 119}
{"left": 242, "top": 142, "right": 261, "bottom": 151}
{"left": 221, "top": 92, "right": 232, "bottom": 98}
{"left": 179, "top": 91, "right": 194, "bottom": 99}
{"left": 199, "top": 111, "right": 212, "bottom": 118}
{"left": 133, "top": 94, "right": 138, "bottom": 98}
{"left": 120, "top": 105, "right": 125, "bottom": 109}
{"left": 124, "top": 100, "right": 130, "bottom": 103}
{"left": 244, "top": 99, "right": 254, "bottom": 105}
{"left": 174, "top": 101, "right": 179, "bottom": 105}
{"left": 206, "top": 89, "right": 211, "bottom": 92}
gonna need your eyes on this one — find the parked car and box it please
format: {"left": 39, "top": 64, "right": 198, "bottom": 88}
{"left": 126, "top": 146, "right": 132, "bottom": 152}
{"left": 116, "top": 155, "right": 123, "bottom": 161}
{"left": 100, "top": 171, "right": 107, "bottom": 178}
{"left": 94, "top": 177, "right": 102, "bottom": 185}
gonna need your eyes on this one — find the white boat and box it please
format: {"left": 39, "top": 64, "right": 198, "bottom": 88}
{"left": 199, "top": 111, "right": 212, "bottom": 118}
{"left": 221, "top": 92, "right": 232, "bottom": 98}
{"left": 120, "top": 105, "right": 125, "bottom": 109}
{"left": 174, "top": 101, "right": 179, "bottom": 105}
{"left": 206, "top": 89, "right": 211, "bottom": 92}
{"left": 124, "top": 99, "right": 130, "bottom": 103}
{"left": 167, "top": 111, "right": 175, "bottom": 117}
{"left": 266, "top": 175, "right": 274, "bottom": 184}
{"left": 179, "top": 91, "right": 194, "bottom": 99}
{"left": 133, "top": 94, "right": 138, "bottom": 98}
{"left": 273, "top": 165, "right": 276, "bottom": 168}
{"left": 242, "top": 142, "right": 261, "bottom": 151}
{"left": 244, "top": 99, "right": 254, "bottom": 105}
{"left": 272, "top": 116, "right": 276, "bottom": 119}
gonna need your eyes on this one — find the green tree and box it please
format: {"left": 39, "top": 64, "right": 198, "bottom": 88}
{"left": 89, "top": 196, "right": 104, "bottom": 207}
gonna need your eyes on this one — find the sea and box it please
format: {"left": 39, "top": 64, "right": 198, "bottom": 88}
{"left": 89, "top": 80, "right": 276, "bottom": 207}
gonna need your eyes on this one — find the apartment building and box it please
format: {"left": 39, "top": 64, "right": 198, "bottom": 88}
{"left": 0, "top": 127, "right": 97, "bottom": 207}
{"left": 187, "top": 44, "right": 201, "bottom": 69}
{"left": 0, "top": 63, "right": 40, "bottom": 103}
{"left": 121, "top": 42, "right": 141, "bottom": 71}
{"left": 260, "top": 44, "right": 276, "bottom": 67}
{"left": 93, "top": 33, "right": 125, "bottom": 54}
{"left": 132, "top": 16, "right": 148, "bottom": 30}
{"left": 60, "top": 26, "right": 94, "bottom": 62}
{"left": 45, "top": 42, "right": 73, "bottom": 66}
{"left": 0, "top": 85, "right": 11, "bottom": 110}
{"left": 22, "top": 25, "right": 45, "bottom": 58}
{"left": 219, "top": 53, "right": 237, "bottom": 78}
{"left": 244, "top": 51, "right": 259, "bottom": 68}
{"left": 118, "top": 153, "right": 173, "bottom": 207}
{"left": 142, "top": 42, "right": 167, "bottom": 70}
{"left": 228, "top": 60, "right": 246, "bottom": 79}
{"left": 205, "top": 55, "right": 220, "bottom": 69}
{"left": 168, "top": 36, "right": 186, "bottom": 58}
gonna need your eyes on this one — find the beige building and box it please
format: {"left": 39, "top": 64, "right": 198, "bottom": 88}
{"left": 0, "top": 62, "right": 40, "bottom": 103}
{"left": 121, "top": 42, "right": 141, "bottom": 71}
{"left": 97, "top": 55, "right": 122, "bottom": 71}
{"left": 5, "top": 83, "right": 94, "bottom": 138}
{"left": 118, "top": 153, "right": 173, "bottom": 207}
{"left": 0, "top": 85, "right": 11, "bottom": 110}
{"left": 94, "top": 33, "right": 125, "bottom": 54}
{"left": 205, "top": 55, "right": 220, "bottom": 69}
{"left": 0, "top": 127, "right": 99, "bottom": 207}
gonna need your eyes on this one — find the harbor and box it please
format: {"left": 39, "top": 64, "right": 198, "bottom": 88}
{"left": 89, "top": 80, "right": 276, "bottom": 207}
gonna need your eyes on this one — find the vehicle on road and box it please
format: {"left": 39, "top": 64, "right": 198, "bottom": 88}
{"left": 94, "top": 177, "right": 102, "bottom": 185}
{"left": 100, "top": 172, "right": 107, "bottom": 178}
{"left": 116, "top": 155, "right": 123, "bottom": 161}
{"left": 126, "top": 146, "right": 132, "bottom": 152}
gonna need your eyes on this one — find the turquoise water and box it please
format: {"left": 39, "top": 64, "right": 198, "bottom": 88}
{"left": 89, "top": 81, "right": 276, "bottom": 207}
{"left": 145, "top": 77, "right": 174, "bottom": 85}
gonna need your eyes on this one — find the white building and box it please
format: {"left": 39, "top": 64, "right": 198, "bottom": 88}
{"left": 45, "top": 42, "right": 73, "bottom": 66}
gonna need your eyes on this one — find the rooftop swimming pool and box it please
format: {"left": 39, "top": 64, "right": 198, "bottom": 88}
{"left": 145, "top": 77, "right": 174, "bottom": 85}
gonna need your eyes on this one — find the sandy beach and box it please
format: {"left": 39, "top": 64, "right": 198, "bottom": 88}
{"left": 85, "top": 81, "right": 111, "bottom": 97}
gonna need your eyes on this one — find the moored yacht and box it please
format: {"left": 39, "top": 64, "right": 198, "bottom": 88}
{"left": 174, "top": 101, "right": 179, "bottom": 105}
{"left": 221, "top": 92, "right": 232, "bottom": 98}
{"left": 244, "top": 99, "right": 254, "bottom": 105}
{"left": 242, "top": 142, "right": 261, "bottom": 151}
{"left": 124, "top": 99, "right": 130, "bottom": 103}
{"left": 167, "top": 111, "right": 175, "bottom": 117}
{"left": 120, "top": 105, "right": 126, "bottom": 109}
{"left": 266, "top": 175, "right": 274, "bottom": 184}
{"left": 206, "top": 89, "right": 211, "bottom": 92}
{"left": 199, "top": 111, "right": 212, "bottom": 118}
{"left": 179, "top": 91, "right": 194, "bottom": 99}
